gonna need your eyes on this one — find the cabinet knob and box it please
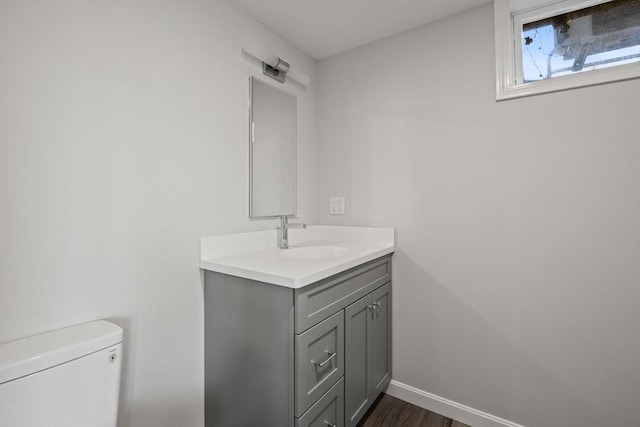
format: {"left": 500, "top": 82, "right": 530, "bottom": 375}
{"left": 323, "top": 422, "right": 336, "bottom": 427}
{"left": 368, "top": 301, "right": 381, "bottom": 317}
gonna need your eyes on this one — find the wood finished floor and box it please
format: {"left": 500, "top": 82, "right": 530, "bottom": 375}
{"left": 358, "top": 394, "right": 471, "bottom": 427}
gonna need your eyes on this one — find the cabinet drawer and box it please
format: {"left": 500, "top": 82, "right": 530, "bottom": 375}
{"left": 296, "top": 377, "right": 344, "bottom": 427}
{"left": 295, "top": 256, "right": 391, "bottom": 334}
{"left": 296, "top": 311, "right": 344, "bottom": 416}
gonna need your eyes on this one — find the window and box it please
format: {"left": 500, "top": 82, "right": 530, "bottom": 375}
{"left": 494, "top": 0, "right": 640, "bottom": 100}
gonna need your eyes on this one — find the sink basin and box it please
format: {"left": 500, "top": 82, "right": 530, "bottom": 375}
{"left": 282, "top": 246, "right": 348, "bottom": 260}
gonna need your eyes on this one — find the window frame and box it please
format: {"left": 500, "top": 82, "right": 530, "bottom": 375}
{"left": 494, "top": 0, "right": 640, "bottom": 100}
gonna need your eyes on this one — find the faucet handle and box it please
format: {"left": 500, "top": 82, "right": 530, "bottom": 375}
{"left": 279, "top": 216, "right": 306, "bottom": 229}
{"left": 287, "top": 222, "right": 307, "bottom": 229}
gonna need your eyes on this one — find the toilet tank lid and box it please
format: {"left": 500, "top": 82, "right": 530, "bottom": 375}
{"left": 0, "top": 320, "right": 123, "bottom": 384}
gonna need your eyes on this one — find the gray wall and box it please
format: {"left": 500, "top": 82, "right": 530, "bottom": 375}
{"left": 0, "top": 1, "right": 316, "bottom": 426}
{"left": 316, "top": 4, "right": 640, "bottom": 427}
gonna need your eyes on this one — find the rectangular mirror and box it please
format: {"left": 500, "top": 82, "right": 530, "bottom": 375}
{"left": 249, "top": 77, "right": 297, "bottom": 218}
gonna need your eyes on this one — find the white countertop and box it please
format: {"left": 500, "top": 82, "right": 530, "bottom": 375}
{"left": 200, "top": 225, "right": 395, "bottom": 288}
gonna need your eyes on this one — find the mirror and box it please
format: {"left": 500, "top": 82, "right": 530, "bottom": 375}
{"left": 249, "top": 77, "right": 297, "bottom": 218}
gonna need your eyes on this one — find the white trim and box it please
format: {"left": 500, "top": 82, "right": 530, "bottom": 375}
{"left": 386, "top": 380, "right": 527, "bottom": 427}
{"left": 495, "top": 0, "right": 517, "bottom": 99}
{"left": 494, "top": 0, "right": 640, "bottom": 100}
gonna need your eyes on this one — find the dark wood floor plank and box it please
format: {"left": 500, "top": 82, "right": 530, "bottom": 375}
{"left": 423, "top": 411, "right": 453, "bottom": 427}
{"left": 359, "top": 394, "right": 470, "bottom": 427}
{"left": 394, "top": 400, "right": 421, "bottom": 425}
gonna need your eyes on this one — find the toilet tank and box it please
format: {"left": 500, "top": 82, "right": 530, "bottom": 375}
{"left": 0, "top": 320, "right": 123, "bottom": 427}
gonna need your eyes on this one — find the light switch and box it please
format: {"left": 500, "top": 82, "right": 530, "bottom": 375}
{"left": 329, "top": 196, "right": 345, "bottom": 215}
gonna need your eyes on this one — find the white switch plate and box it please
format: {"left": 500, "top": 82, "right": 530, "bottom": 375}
{"left": 329, "top": 196, "right": 345, "bottom": 215}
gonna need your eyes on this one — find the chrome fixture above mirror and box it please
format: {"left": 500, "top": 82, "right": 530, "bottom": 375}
{"left": 242, "top": 44, "right": 310, "bottom": 86}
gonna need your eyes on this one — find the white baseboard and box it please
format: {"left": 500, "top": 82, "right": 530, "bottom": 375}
{"left": 385, "top": 380, "right": 525, "bottom": 427}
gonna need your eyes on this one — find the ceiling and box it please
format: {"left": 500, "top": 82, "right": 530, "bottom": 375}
{"left": 231, "top": 0, "right": 492, "bottom": 59}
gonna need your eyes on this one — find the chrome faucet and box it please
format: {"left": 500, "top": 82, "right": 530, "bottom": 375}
{"left": 278, "top": 216, "right": 306, "bottom": 249}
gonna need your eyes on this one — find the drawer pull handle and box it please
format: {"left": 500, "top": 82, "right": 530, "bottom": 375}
{"left": 312, "top": 350, "right": 337, "bottom": 368}
{"left": 323, "top": 421, "right": 336, "bottom": 427}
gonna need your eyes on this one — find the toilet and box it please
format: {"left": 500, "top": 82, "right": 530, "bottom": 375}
{"left": 0, "top": 320, "right": 123, "bottom": 427}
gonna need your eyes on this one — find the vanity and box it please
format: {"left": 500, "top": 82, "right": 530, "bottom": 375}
{"left": 201, "top": 70, "right": 394, "bottom": 426}
{"left": 200, "top": 226, "right": 394, "bottom": 427}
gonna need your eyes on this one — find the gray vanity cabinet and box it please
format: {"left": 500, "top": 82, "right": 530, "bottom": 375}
{"left": 344, "top": 282, "right": 392, "bottom": 427}
{"left": 204, "top": 255, "right": 392, "bottom": 427}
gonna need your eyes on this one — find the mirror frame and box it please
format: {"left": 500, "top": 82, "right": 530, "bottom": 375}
{"left": 248, "top": 76, "right": 297, "bottom": 218}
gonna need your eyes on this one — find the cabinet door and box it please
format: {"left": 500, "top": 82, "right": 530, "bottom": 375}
{"left": 369, "top": 282, "right": 392, "bottom": 396}
{"left": 344, "top": 293, "right": 373, "bottom": 427}
{"left": 344, "top": 282, "right": 392, "bottom": 427}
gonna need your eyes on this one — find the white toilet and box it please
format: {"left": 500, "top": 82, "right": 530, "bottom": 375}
{"left": 0, "top": 320, "right": 123, "bottom": 427}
